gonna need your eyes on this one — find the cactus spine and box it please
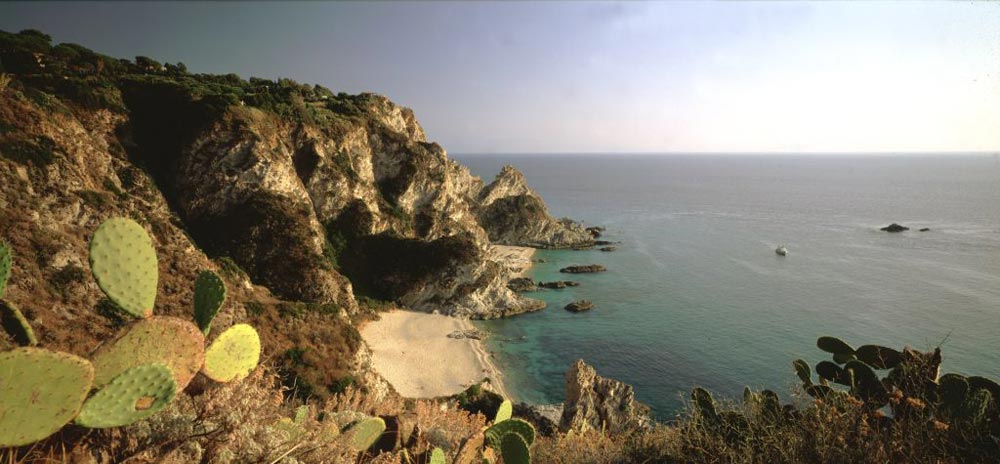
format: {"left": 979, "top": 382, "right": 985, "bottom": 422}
{"left": 194, "top": 270, "right": 226, "bottom": 336}
{"left": 89, "top": 218, "right": 158, "bottom": 318}
{"left": 0, "top": 348, "right": 94, "bottom": 447}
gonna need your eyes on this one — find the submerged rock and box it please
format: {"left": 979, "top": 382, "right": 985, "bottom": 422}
{"left": 881, "top": 223, "right": 910, "bottom": 233}
{"left": 564, "top": 300, "right": 594, "bottom": 312}
{"left": 599, "top": 246, "right": 617, "bottom": 252}
{"left": 919, "top": 228, "right": 931, "bottom": 232}
{"left": 539, "top": 281, "right": 579, "bottom": 289}
{"left": 560, "top": 359, "right": 651, "bottom": 435}
{"left": 560, "top": 264, "right": 607, "bottom": 274}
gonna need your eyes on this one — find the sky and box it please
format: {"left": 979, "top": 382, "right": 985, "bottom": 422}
{"left": 1, "top": 1, "right": 998, "bottom": 154}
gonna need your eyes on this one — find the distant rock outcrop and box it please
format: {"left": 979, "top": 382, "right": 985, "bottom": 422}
{"left": 560, "top": 359, "right": 651, "bottom": 435}
{"left": 477, "top": 165, "right": 594, "bottom": 249}
{"left": 564, "top": 300, "right": 594, "bottom": 312}
{"left": 560, "top": 264, "right": 607, "bottom": 274}
{"left": 507, "top": 277, "right": 539, "bottom": 293}
{"left": 881, "top": 223, "right": 910, "bottom": 232}
{"left": 539, "top": 281, "right": 580, "bottom": 289}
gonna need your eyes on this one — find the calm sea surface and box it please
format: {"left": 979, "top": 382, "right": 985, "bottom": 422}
{"left": 455, "top": 154, "right": 1000, "bottom": 420}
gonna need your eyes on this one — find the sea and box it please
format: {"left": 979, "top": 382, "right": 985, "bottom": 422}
{"left": 454, "top": 154, "right": 1000, "bottom": 421}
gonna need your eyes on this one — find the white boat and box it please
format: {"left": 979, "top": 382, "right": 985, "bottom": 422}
{"left": 775, "top": 245, "right": 788, "bottom": 256}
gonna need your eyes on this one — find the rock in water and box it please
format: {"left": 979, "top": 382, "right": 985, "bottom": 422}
{"left": 559, "top": 359, "right": 651, "bottom": 435}
{"left": 919, "top": 228, "right": 930, "bottom": 232}
{"left": 560, "top": 265, "right": 607, "bottom": 274}
{"left": 564, "top": 300, "right": 594, "bottom": 312}
{"left": 507, "top": 277, "right": 539, "bottom": 293}
{"left": 539, "top": 281, "right": 579, "bottom": 289}
{"left": 599, "top": 246, "right": 617, "bottom": 252}
{"left": 585, "top": 226, "right": 605, "bottom": 238}
{"left": 880, "top": 223, "right": 910, "bottom": 232}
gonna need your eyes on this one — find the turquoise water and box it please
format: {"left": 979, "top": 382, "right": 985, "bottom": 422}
{"left": 457, "top": 154, "right": 1000, "bottom": 420}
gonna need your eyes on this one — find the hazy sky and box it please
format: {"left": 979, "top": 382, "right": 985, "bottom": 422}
{"left": 1, "top": 1, "right": 998, "bottom": 154}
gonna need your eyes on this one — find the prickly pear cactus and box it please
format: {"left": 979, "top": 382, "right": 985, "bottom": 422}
{"left": 0, "top": 299, "right": 37, "bottom": 346}
{"left": 89, "top": 218, "right": 158, "bottom": 318}
{"left": 0, "top": 241, "right": 11, "bottom": 297}
{"left": 792, "top": 359, "right": 812, "bottom": 385}
{"left": 817, "top": 336, "right": 855, "bottom": 356}
{"left": 938, "top": 373, "right": 969, "bottom": 414}
{"left": 495, "top": 399, "right": 513, "bottom": 423}
{"left": 347, "top": 416, "right": 386, "bottom": 451}
{"left": 0, "top": 348, "right": 94, "bottom": 447}
{"left": 692, "top": 387, "right": 719, "bottom": 423}
{"left": 500, "top": 431, "right": 531, "bottom": 464}
{"left": 91, "top": 316, "right": 205, "bottom": 390}
{"left": 429, "top": 447, "right": 446, "bottom": 464}
{"left": 202, "top": 323, "right": 261, "bottom": 382}
{"left": 486, "top": 418, "right": 536, "bottom": 448}
{"left": 855, "top": 345, "right": 903, "bottom": 369}
{"left": 194, "top": 270, "right": 226, "bottom": 336}
{"left": 76, "top": 363, "right": 176, "bottom": 428}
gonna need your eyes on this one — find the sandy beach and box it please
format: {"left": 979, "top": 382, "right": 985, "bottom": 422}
{"left": 360, "top": 310, "right": 511, "bottom": 399}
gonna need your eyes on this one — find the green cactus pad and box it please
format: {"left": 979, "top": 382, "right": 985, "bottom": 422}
{"left": 832, "top": 352, "right": 856, "bottom": 364}
{"left": 429, "top": 447, "right": 446, "bottom": 464}
{"left": 0, "top": 348, "right": 94, "bottom": 447}
{"left": 958, "top": 388, "right": 991, "bottom": 423}
{"left": 1, "top": 299, "right": 37, "bottom": 346}
{"left": 194, "top": 270, "right": 226, "bottom": 336}
{"left": 347, "top": 416, "right": 386, "bottom": 451}
{"left": 89, "top": 218, "right": 158, "bottom": 318}
{"left": 486, "top": 418, "right": 535, "bottom": 449}
{"left": 805, "top": 384, "right": 835, "bottom": 399}
{"left": 91, "top": 316, "right": 205, "bottom": 391}
{"left": 500, "top": 431, "right": 531, "bottom": 464}
{"left": 76, "top": 363, "right": 176, "bottom": 428}
{"left": 792, "top": 359, "right": 812, "bottom": 385}
{"left": 855, "top": 345, "right": 903, "bottom": 369}
{"left": 495, "top": 399, "right": 513, "bottom": 423}
{"left": 0, "top": 242, "right": 11, "bottom": 297}
{"left": 202, "top": 323, "right": 261, "bottom": 382}
{"left": 817, "top": 336, "right": 855, "bottom": 356}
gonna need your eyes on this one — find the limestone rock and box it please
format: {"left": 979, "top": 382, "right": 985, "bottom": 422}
{"left": 564, "top": 300, "right": 594, "bottom": 312}
{"left": 559, "top": 359, "right": 651, "bottom": 435}
{"left": 880, "top": 223, "right": 909, "bottom": 233}
{"left": 560, "top": 264, "right": 607, "bottom": 274}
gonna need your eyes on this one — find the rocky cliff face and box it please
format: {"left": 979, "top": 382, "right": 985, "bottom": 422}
{"left": 477, "top": 165, "right": 594, "bottom": 248}
{"left": 560, "top": 359, "right": 651, "bottom": 435}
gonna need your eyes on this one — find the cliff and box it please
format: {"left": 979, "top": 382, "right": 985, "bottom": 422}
{"left": 0, "top": 29, "right": 588, "bottom": 397}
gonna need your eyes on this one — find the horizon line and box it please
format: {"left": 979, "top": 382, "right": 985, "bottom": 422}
{"left": 452, "top": 151, "right": 1000, "bottom": 156}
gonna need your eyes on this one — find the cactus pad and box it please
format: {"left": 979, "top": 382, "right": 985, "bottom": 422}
{"left": 0, "top": 348, "right": 94, "bottom": 447}
{"left": 194, "top": 270, "right": 226, "bottom": 336}
{"left": 500, "top": 431, "right": 531, "bottom": 464}
{"left": 855, "top": 345, "right": 903, "bottom": 369}
{"left": 495, "top": 399, "right": 513, "bottom": 423}
{"left": 0, "top": 299, "right": 37, "bottom": 346}
{"left": 0, "top": 241, "right": 11, "bottom": 297}
{"left": 429, "top": 447, "right": 446, "bottom": 464}
{"left": 792, "top": 359, "right": 812, "bottom": 385}
{"left": 486, "top": 418, "right": 536, "bottom": 448}
{"left": 817, "top": 336, "right": 855, "bottom": 356}
{"left": 347, "top": 416, "right": 386, "bottom": 450}
{"left": 91, "top": 316, "right": 205, "bottom": 390}
{"left": 89, "top": 218, "right": 158, "bottom": 318}
{"left": 76, "top": 363, "right": 176, "bottom": 428}
{"left": 202, "top": 323, "right": 261, "bottom": 382}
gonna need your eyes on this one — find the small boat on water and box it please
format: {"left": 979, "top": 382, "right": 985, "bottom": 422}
{"left": 775, "top": 245, "right": 788, "bottom": 256}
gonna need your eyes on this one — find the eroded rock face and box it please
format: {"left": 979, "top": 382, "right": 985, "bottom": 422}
{"left": 560, "top": 359, "right": 651, "bottom": 435}
{"left": 477, "top": 166, "right": 593, "bottom": 249}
